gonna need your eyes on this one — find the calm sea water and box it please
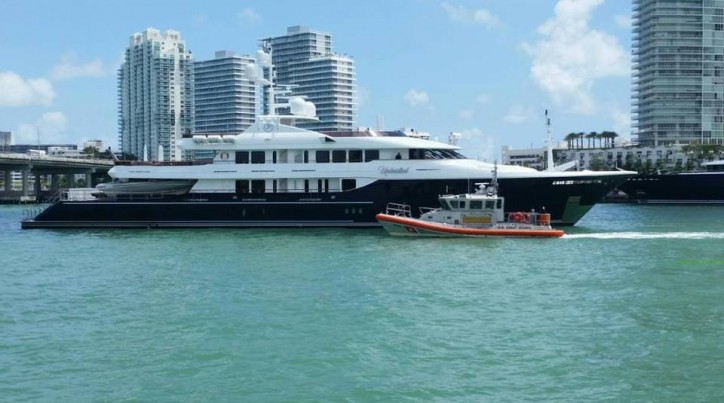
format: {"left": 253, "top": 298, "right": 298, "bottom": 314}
{"left": 1, "top": 203, "right": 723, "bottom": 401}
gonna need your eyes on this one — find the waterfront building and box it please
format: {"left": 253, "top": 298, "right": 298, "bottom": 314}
{"left": 0, "top": 131, "right": 10, "bottom": 151}
{"left": 633, "top": 0, "right": 724, "bottom": 146}
{"left": 502, "top": 146, "right": 548, "bottom": 171}
{"left": 118, "top": 28, "right": 193, "bottom": 161}
{"left": 260, "top": 25, "right": 356, "bottom": 132}
{"left": 502, "top": 144, "right": 695, "bottom": 172}
{"left": 193, "top": 51, "right": 257, "bottom": 134}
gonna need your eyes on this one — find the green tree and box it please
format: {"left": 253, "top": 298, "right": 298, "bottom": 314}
{"left": 589, "top": 156, "right": 605, "bottom": 171}
{"left": 82, "top": 145, "right": 100, "bottom": 158}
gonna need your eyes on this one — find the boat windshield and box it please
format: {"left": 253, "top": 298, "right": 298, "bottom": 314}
{"left": 409, "top": 149, "right": 466, "bottom": 160}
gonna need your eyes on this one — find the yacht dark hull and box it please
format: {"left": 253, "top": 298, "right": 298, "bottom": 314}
{"left": 22, "top": 174, "right": 630, "bottom": 229}
{"left": 617, "top": 172, "right": 724, "bottom": 204}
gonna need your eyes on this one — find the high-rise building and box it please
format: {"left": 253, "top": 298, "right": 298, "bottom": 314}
{"left": 633, "top": 0, "right": 724, "bottom": 146}
{"left": 260, "top": 25, "right": 356, "bottom": 132}
{"left": 193, "top": 51, "right": 256, "bottom": 134}
{"left": 0, "top": 131, "right": 10, "bottom": 151}
{"left": 118, "top": 28, "right": 193, "bottom": 161}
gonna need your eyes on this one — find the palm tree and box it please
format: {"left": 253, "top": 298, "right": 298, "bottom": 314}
{"left": 564, "top": 132, "right": 577, "bottom": 149}
{"left": 598, "top": 131, "right": 609, "bottom": 148}
{"left": 577, "top": 132, "right": 585, "bottom": 149}
{"left": 585, "top": 132, "right": 597, "bottom": 149}
{"left": 608, "top": 131, "right": 618, "bottom": 147}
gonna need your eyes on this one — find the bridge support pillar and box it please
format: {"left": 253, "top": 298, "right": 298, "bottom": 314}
{"left": 34, "top": 173, "right": 41, "bottom": 195}
{"left": 50, "top": 174, "right": 59, "bottom": 191}
{"left": 21, "top": 169, "right": 29, "bottom": 195}
{"left": 3, "top": 170, "right": 10, "bottom": 191}
{"left": 86, "top": 173, "right": 92, "bottom": 187}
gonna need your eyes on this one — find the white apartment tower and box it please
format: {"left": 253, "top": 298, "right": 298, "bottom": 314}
{"left": 633, "top": 0, "right": 724, "bottom": 146}
{"left": 118, "top": 28, "right": 193, "bottom": 161}
{"left": 260, "top": 25, "right": 356, "bottom": 132}
{"left": 193, "top": 51, "right": 256, "bottom": 134}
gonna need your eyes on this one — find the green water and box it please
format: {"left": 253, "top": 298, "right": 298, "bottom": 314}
{"left": 1, "top": 204, "right": 723, "bottom": 401}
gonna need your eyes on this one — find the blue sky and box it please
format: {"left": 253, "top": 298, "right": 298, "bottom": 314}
{"left": 0, "top": 0, "right": 631, "bottom": 160}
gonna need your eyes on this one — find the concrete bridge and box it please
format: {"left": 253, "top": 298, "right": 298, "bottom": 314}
{"left": 0, "top": 153, "right": 113, "bottom": 203}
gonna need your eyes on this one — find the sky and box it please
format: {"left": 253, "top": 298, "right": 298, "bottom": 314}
{"left": 0, "top": 0, "right": 632, "bottom": 161}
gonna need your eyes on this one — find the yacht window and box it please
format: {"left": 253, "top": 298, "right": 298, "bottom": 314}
{"left": 236, "top": 151, "right": 249, "bottom": 164}
{"left": 304, "top": 150, "right": 309, "bottom": 163}
{"left": 409, "top": 149, "right": 424, "bottom": 160}
{"left": 449, "top": 200, "right": 459, "bottom": 209}
{"left": 470, "top": 200, "right": 483, "bottom": 209}
{"left": 304, "top": 180, "right": 309, "bottom": 192}
{"left": 485, "top": 200, "right": 495, "bottom": 209}
{"left": 272, "top": 151, "right": 277, "bottom": 164}
{"left": 251, "top": 151, "right": 265, "bottom": 164}
{"left": 316, "top": 150, "right": 330, "bottom": 163}
{"left": 235, "top": 180, "right": 249, "bottom": 193}
{"left": 251, "top": 180, "right": 265, "bottom": 193}
{"left": 496, "top": 199, "right": 502, "bottom": 209}
{"left": 342, "top": 179, "right": 356, "bottom": 191}
{"left": 425, "top": 149, "right": 443, "bottom": 159}
{"left": 459, "top": 201, "right": 466, "bottom": 209}
{"left": 365, "top": 149, "right": 379, "bottom": 162}
{"left": 318, "top": 179, "right": 323, "bottom": 193}
{"left": 349, "top": 150, "right": 362, "bottom": 162}
{"left": 332, "top": 150, "right": 346, "bottom": 163}
{"left": 441, "top": 200, "right": 451, "bottom": 210}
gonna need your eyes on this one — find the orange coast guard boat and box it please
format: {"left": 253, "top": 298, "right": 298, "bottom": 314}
{"left": 376, "top": 167, "right": 564, "bottom": 238}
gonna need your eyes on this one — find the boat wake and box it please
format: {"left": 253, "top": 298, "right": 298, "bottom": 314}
{"left": 564, "top": 232, "right": 724, "bottom": 240}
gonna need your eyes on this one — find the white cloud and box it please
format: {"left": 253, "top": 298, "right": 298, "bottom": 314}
{"left": 357, "top": 86, "right": 370, "bottom": 108}
{"left": 476, "top": 94, "right": 491, "bottom": 104}
{"left": 50, "top": 53, "right": 107, "bottom": 80}
{"left": 521, "top": 0, "right": 629, "bottom": 115}
{"left": 459, "top": 109, "right": 474, "bottom": 119}
{"left": 458, "top": 127, "right": 496, "bottom": 162}
{"left": 614, "top": 14, "right": 631, "bottom": 29}
{"left": 441, "top": 2, "right": 501, "bottom": 29}
{"left": 610, "top": 105, "right": 631, "bottom": 141}
{"left": 504, "top": 105, "right": 536, "bottom": 124}
{"left": 237, "top": 8, "right": 260, "bottom": 26}
{"left": 15, "top": 112, "right": 68, "bottom": 144}
{"left": 0, "top": 71, "right": 55, "bottom": 106}
{"left": 403, "top": 89, "right": 429, "bottom": 107}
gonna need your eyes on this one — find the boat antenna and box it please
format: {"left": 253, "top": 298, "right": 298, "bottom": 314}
{"left": 489, "top": 161, "right": 499, "bottom": 195}
{"left": 545, "top": 109, "right": 554, "bottom": 171}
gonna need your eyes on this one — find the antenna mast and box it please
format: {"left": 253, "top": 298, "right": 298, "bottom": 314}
{"left": 545, "top": 109, "right": 554, "bottom": 170}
